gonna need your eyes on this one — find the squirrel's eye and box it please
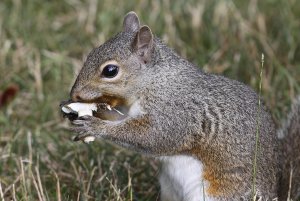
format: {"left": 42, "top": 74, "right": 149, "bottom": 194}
{"left": 101, "top": 64, "right": 119, "bottom": 78}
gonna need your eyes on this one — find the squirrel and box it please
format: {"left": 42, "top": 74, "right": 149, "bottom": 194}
{"left": 62, "top": 12, "right": 300, "bottom": 201}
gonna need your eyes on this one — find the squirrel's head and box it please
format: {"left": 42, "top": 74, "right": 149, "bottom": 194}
{"left": 70, "top": 12, "right": 155, "bottom": 119}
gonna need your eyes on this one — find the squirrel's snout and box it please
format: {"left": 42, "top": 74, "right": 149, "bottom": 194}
{"left": 71, "top": 91, "right": 83, "bottom": 102}
{"left": 70, "top": 84, "right": 81, "bottom": 101}
{"left": 70, "top": 86, "right": 83, "bottom": 101}
{"left": 70, "top": 87, "right": 102, "bottom": 102}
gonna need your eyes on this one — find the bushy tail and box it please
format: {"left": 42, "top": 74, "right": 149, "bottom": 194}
{"left": 278, "top": 96, "right": 300, "bottom": 201}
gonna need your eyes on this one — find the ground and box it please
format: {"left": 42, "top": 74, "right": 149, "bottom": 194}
{"left": 0, "top": 0, "right": 299, "bottom": 200}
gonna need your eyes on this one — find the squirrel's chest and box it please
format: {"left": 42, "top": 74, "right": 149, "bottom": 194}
{"left": 158, "top": 155, "right": 215, "bottom": 201}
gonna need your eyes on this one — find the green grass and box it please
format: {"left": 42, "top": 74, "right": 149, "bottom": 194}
{"left": 252, "top": 53, "right": 264, "bottom": 199}
{"left": 0, "top": 0, "right": 299, "bottom": 200}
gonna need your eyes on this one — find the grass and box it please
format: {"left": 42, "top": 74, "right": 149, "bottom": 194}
{"left": 0, "top": 0, "right": 299, "bottom": 200}
{"left": 252, "top": 53, "right": 264, "bottom": 200}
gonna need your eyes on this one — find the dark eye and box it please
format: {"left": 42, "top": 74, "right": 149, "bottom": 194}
{"left": 101, "top": 64, "right": 119, "bottom": 78}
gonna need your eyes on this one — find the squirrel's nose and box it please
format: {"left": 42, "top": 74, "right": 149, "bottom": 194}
{"left": 71, "top": 92, "right": 83, "bottom": 102}
{"left": 70, "top": 84, "right": 86, "bottom": 102}
{"left": 70, "top": 87, "right": 102, "bottom": 102}
{"left": 70, "top": 85, "right": 84, "bottom": 102}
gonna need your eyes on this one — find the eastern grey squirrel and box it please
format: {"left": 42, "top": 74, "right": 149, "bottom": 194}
{"left": 61, "top": 12, "right": 300, "bottom": 201}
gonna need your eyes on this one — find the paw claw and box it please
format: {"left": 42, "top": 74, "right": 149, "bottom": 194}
{"left": 73, "top": 135, "right": 81, "bottom": 141}
{"left": 72, "top": 134, "right": 95, "bottom": 143}
{"left": 79, "top": 115, "right": 92, "bottom": 120}
{"left": 72, "top": 120, "right": 84, "bottom": 125}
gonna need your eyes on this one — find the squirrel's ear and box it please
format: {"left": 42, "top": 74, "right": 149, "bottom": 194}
{"left": 134, "top": 25, "right": 153, "bottom": 63}
{"left": 123, "top": 11, "right": 140, "bottom": 33}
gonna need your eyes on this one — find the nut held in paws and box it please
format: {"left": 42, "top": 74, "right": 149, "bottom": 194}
{"left": 61, "top": 102, "right": 97, "bottom": 117}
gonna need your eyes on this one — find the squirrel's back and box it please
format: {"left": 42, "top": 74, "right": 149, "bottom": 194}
{"left": 143, "top": 39, "right": 279, "bottom": 199}
{"left": 278, "top": 96, "right": 300, "bottom": 200}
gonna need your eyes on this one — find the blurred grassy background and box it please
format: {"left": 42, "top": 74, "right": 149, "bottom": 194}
{"left": 0, "top": 0, "right": 299, "bottom": 200}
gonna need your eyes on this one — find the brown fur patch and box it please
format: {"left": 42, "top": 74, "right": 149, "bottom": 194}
{"left": 203, "top": 168, "right": 229, "bottom": 196}
{"left": 191, "top": 148, "right": 237, "bottom": 197}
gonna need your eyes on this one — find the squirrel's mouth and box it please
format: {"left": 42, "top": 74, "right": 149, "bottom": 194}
{"left": 60, "top": 95, "right": 129, "bottom": 121}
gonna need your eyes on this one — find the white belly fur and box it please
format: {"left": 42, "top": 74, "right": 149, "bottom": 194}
{"left": 159, "top": 155, "right": 215, "bottom": 201}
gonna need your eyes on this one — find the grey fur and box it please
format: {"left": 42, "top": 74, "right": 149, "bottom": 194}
{"left": 67, "top": 12, "right": 299, "bottom": 201}
{"left": 278, "top": 96, "right": 300, "bottom": 200}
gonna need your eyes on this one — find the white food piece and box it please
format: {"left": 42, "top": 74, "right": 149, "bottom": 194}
{"left": 83, "top": 136, "right": 95, "bottom": 143}
{"left": 61, "top": 105, "right": 73, "bottom": 114}
{"left": 78, "top": 109, "right": 93, "bottom": 117}
{"left": 62, "top": 102, "right": 97, "bottom": 117}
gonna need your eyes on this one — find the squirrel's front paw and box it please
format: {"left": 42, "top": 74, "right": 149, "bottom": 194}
{"left": 71, "top": 115, "right": 104, "bottom": 143}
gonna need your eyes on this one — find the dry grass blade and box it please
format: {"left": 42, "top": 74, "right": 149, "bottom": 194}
{"left": 86, "top": 167, "right": 97, "bottom": 197}
{"left": 3, "top": 174, "right": 22, "bottom": 195}
{"left": 0, "top": 182, "right": 4, "bottom": 201}
{"left": 31, "top": 171, "right": 43, "bottom": 201}
{"left": 287, "top": 163, "right": 293, "bottom": 201}
{"left": 106, "top": 177, "right": 122, "bottom": 201}
{"left": 20, "top": 158, "right": 28, "bottom": 200}
{"left": 76, "top": 191, "right": 81, "bottom": 201}
{"left": 35, "top": 167, "right": 46, "bottom": 201}
{"left": 53, "top": 171, "right": 61, "bottom": 201}
{"left": 252, "top": 53, "right": 264, "bottom": 198}
{"left": 12, "top": 184, "right": 16, "bottom": 201}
